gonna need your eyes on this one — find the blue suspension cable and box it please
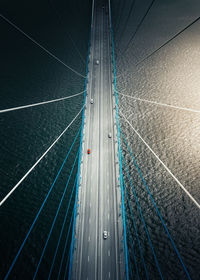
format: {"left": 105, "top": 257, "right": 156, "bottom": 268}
{"left": 3, "top": 126, "right": 81, "bottom": 280}
{"left": 63, "top": 253, "right": 70, "bottom": 280}
{"left": 121, "top": 129, "right": 191, "bottom": 280}
{"left": 68, "top": 12, "right": 91, "bottom": 280}
{"left": 48, "top": 176, "right": 77, "bottom": 279}
{"left": 126, "top": 218, "right": 140, "bottom": 280}
{"left": 127, "top": 248, "right": 134, "bottom": 280}
{"left": 124, "top": 182, "right": 148, "bottom": 280}
{"left": 119, "top": 183, "right": 129, "bottom": 277}
{"left": 57, "top": 208, "right": 75, "bottom": 280}
{"left": 33, "top": 152, "right": 78, "bottom": 279}
{"left": 122, "top": 154, "right": 163, "bottom": 279}
{"left": 110, "top": 3, "right": 129, "bottom": 278}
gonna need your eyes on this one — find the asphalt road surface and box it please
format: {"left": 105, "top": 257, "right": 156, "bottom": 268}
{"left": 71, "top": 0, "right": 125, "bottom": 279}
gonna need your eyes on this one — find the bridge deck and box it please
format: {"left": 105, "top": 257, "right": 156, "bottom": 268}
{"left": 71, "top": 0, "right": 125, "bottom": 279}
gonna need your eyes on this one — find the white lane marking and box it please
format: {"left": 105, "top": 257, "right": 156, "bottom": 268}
{"left": 89, "top": 218, "right": 91, "bottom": 224}
{"left": 0, "top": 106, "right": 84, "bottom": 207}
{"left": 88, "top": 236, "right": 90, "bottom": 242}
{"left": 120, "top": 110, "right": 200, "bottom": 210}
{"left": 108, "top": 250, "right": 110, "bottom": 257}
{"left": 0, "top": 14, "right": 85, "bottom": 78}
{"left": 118, "top": 92, "right": 200, "bottom": 113}
{"left": 109, "top": 272, "right": 111, "bottom": 278}
{"left": 88, "top": 255, "right": 90, "bottom": 262}
{"left": 0, "top": 91, "right": 85, "bottom": 113}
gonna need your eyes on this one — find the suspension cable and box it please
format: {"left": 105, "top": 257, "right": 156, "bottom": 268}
{"left": 57, "top": 208, "right": 74, "bottom": 280}
{"left": 63, "top": 251, "right": 71, "bottom": 280}
{"left": 0, "top": 107, "right": 83, "bottom": 207}
{"left": 68, "top": 0, "right": 92, "bottom": 275}
{"left": 48, "top": 175, "right": 77, "bottom": 280}
{"left": 127, "top": 248, "right": 134, "bottom": 280}
{"left": 124, "top": 182, "right": 148, "bottom": 280}
{"left": 119, "top": 110, "right": 200, "bottom": 210}
{"left": 121, "top": 129, "right": 192, "bottom": 279}
{"left": 122, "top": 154, "right": 163, "bottom": 279}
{"left": 114, "top": 0, "right": 127, "bottom": 40}
{"left": 118, "top": 0, "right": 136, "bottom": 44}
{"left": 118, "top": 92, "right": 200, "bottom": 113}
{"left": 33, "top": 152, "right": 78, "bottom": 279}
{"left": 136, "top": 15, "right": 200, "bottom": 67}
{"left": 116, "top": 15, "right": 200, "bottom": 80}
{"left": 3, "top": 126, "right": 81, "bottom": 280}
{"left": 0, "top": 91, "right": 84, "bottom": 113}
{"left": 0, "top": 14, "right": 86, "bottom": 78}
{"left": 125, "top": 212, "right": 140, "bottom": 280}
{"left": 123, "top": 0, "right": 156, "bottom": 54}
{"left": 48, "top": 0, "right": 86, "bottom": 66}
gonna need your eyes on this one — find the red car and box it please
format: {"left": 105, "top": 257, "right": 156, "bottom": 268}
{"left": 87, "top": 149, "right": 91, "bottom": 154}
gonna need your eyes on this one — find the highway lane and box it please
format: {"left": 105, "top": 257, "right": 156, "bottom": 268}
{"left": 72, "top": 1, "right": 125, "bottom": 279}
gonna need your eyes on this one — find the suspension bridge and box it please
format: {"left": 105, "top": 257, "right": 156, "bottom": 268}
{"left": 0, "top": 0, "right": 200, "bottom": 279}
{"left": 71, "top": 0, "right": 126, "bottom": 278}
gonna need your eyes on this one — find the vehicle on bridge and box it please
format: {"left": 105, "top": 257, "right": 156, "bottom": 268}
{"left": 103, "top": 231, "right": 108, "bottom": 239}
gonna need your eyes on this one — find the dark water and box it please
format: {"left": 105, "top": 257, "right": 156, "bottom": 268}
{"left": 0, "top": 0, "right": 91, "bottom": 279}
{"left": 111, "top": 0, "right": 200, "bottom": 279}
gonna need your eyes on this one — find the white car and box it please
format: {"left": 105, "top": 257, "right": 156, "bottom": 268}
{"left": 108, "top": 132, "right": 112, "bottom": 138}
{"left": 96, "top": 59, "right": 100, "bottom": 65}
{"left": 103, "top": 231, "right": 108, "bottom": 239}
{"left": 90, "top": 98, "right": 94, "bottom": 104}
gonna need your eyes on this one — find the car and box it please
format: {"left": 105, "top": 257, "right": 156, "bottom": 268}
{"left": 90, "top": 98, "right": 94, "bottom": 104}
{"left": 108, "top": 132, "right": 112, "bottom": 138}
{"left": 87, "top": 149, "right": 91, "bottom": 154}
{"left": 96, "top": 59, "right": 100, "bottom": 65}
{"left": 103, "top": 231, "right": 108, "bottom": 239}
